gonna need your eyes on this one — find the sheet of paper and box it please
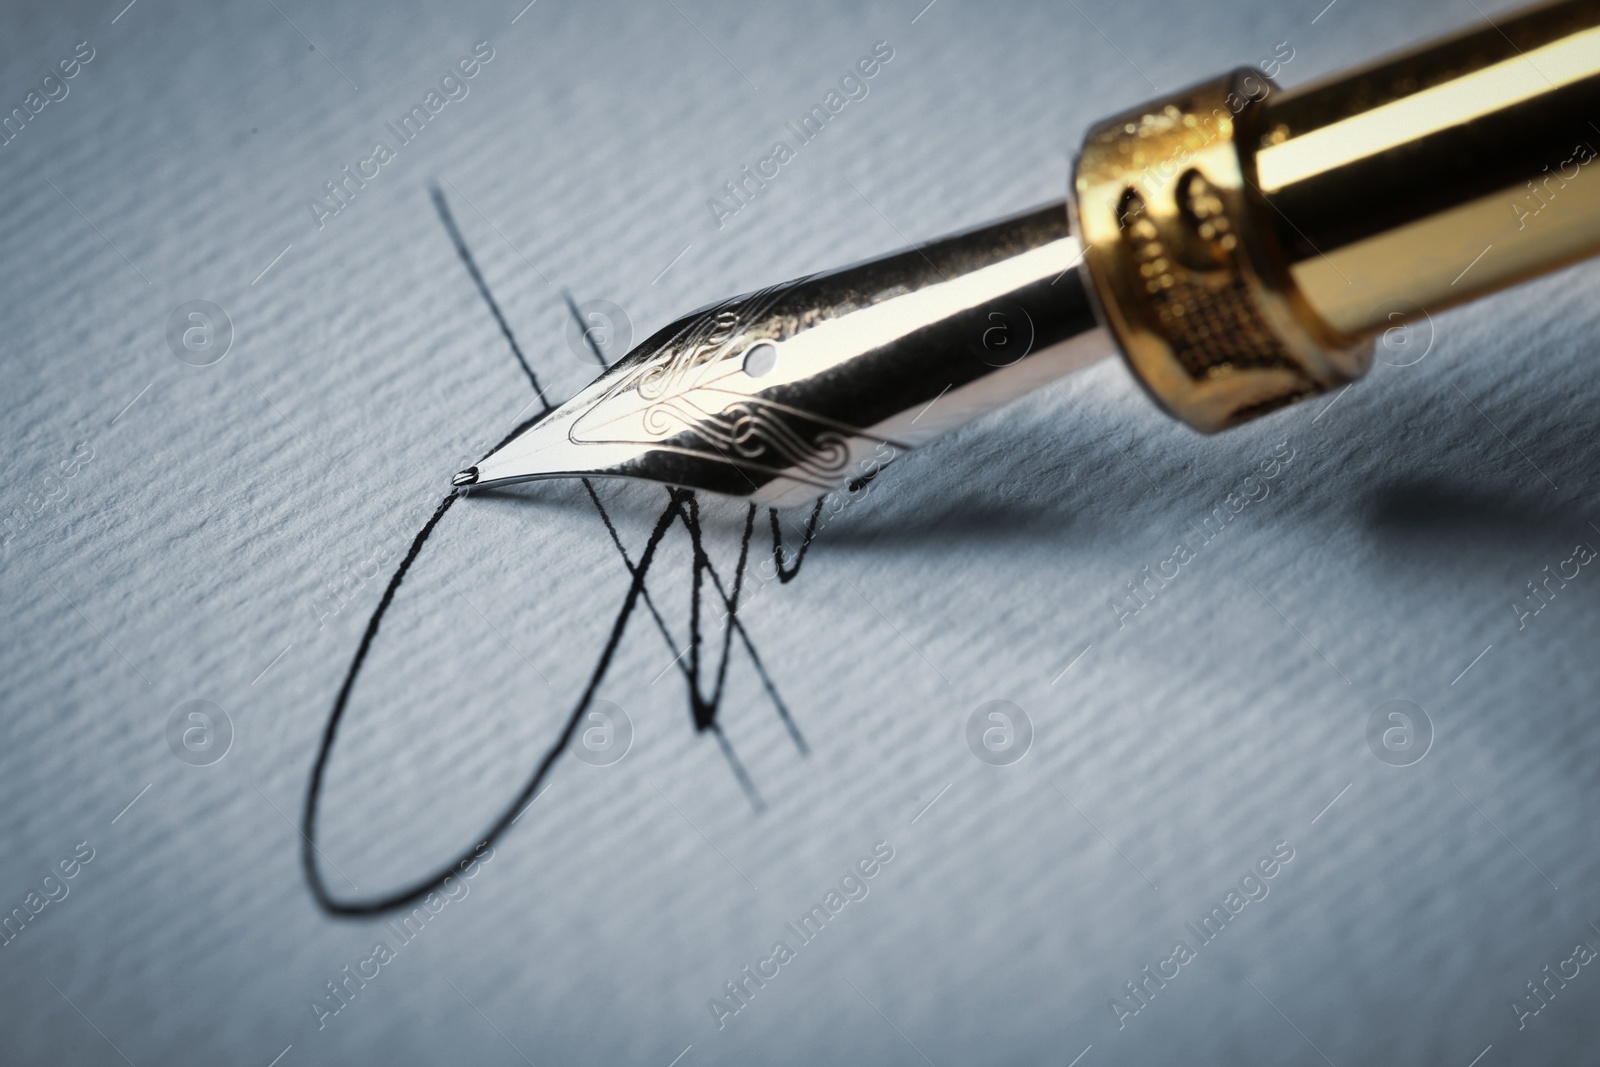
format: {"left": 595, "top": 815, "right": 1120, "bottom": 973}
{"left": 3, "top": 0, "right": 1597, "bottom": 1064}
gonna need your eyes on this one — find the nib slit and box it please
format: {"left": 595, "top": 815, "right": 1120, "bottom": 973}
{"left": 452, "top": 466, "right": 479, "bottom": 488}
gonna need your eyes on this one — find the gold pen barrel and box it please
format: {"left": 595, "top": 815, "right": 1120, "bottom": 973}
{"left": 1258, "top": 0, "right": 1600, "bottom": 339}
{"left": 1071, "top": 0, "right": 1600, "bottom": 432}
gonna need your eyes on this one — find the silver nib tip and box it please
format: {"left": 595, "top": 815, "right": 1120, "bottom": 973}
{"left": 452, "top": 467, "right": 479, "bottom": 488}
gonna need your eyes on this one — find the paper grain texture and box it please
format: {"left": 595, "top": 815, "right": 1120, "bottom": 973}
{"left": 2, "top": 0, "right": 1597, "bottom": 1064}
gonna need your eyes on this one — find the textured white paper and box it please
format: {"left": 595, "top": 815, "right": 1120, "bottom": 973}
{"left": 2, "top": 0, "right": 1598, "bottom": 1064}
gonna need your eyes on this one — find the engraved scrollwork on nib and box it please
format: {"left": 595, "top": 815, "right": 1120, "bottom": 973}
{"left": 725, "top": 405, "right": 853, "bottom": 477}
{"left": 569, "top": 277, "right": 890, "bottom": 488}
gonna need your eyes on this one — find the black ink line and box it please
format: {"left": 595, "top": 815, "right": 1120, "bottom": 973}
{"left": 771, "top": 499, "right": 824, "bottom": 583}
{"left": 302, "top": 487, "right": 687, "bottom": 915}
{"left": 583, "top": 481, "right": 810, "bottom": 760}
{"left": 300, "top": 187, "right": 825, "bottom": 916}
{"left": 680, "top": 496, "right": 810, "bottom": 757}
{"left": 549, "top": 288, "right": 809, "bottom": 778}
{"left": 303, "top": 488, "right": 461, "bottom": 914}
{"left": 431, "top": 184, "right": 550, "bottom": 409}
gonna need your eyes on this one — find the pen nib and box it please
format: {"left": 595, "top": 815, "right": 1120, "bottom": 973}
{"left": 452, "top": 203, "right": 1106, "bottom": 506}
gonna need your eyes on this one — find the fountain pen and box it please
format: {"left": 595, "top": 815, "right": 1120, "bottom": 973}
{"left": 455, "top": 0, "right": 1600, "bottom": 507}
